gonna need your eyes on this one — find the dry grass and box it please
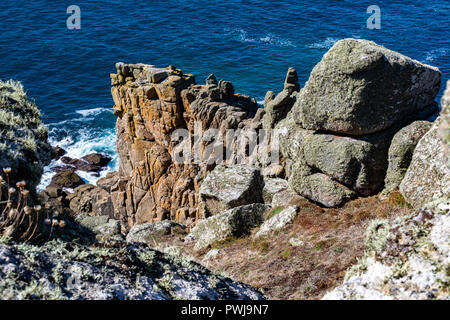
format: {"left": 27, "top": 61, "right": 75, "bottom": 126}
{"left": 152, "top": 193, "right": 414, "bottom": 300}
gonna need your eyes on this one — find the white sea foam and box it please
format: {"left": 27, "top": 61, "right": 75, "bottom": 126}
{"left": 424, "top": 48, "right": 448, "bottom": 63}
{"left": 37, "top": 108, "right": 118, "bottom": 192}
{"left": 224, "top": 28, "right": 296, "bottom": 48}
{"left": 76, "top": 107, "right": 113, "bottom": 117}
{"left": 307, "top": 37, "right": 340, "bottom": 49}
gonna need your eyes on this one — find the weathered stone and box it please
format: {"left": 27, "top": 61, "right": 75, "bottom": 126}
{"left": 262, "top": 178, "right": 289, "bottom": 204}
{"left": 255, "top": 206, "right": 299, "bottom": 238}
{"left": 262, "top": 164, "right": 285, "bottom": 178}
{"left": 323, "top": 207, "right": 449, "bottom": 300}
{"left": 68, "top": 184, "right": 115, "bottom": 218}
{"left": 72, "top": 213, "right": 121, "bottom": 241}
{"left": 381, "top": 121, "right": 432, "bottom": 198}
{"left": 284, "top": 67, "right": 300, "bottom": 93}
{"left": 53, "top": 146, "right": 66, "bottom": 160}
{"left": 289, "top": 161, "right": 356, "bottom": 208}
{"left": 301, "top": 130, "right": 395, "bottom": 196}
{"left": 400, "top": 82, "right": 450, "bottom": 208}
{"left": 50, "top": 170, "right": 84, "bottom": 189}
{"left": 438, "top": 80, "right": 450, "bottom": 168}
{"left": 294, "top": 38, "right": 441, "bottom": 135}
{"left": 271, "top": 187, "right": 305, "bottom": 208}
{"left": 199, "top": 164, "right": 264, "bottom": 218}
{"left": 188, "top": 204, "right": 270, "bottom": 250}
{"left": 205, "top": 74, "right": 218, "bottom": 85}
{"left": 96, "top": 171, "right": 120, "bottom": 192}
{"left": 264, "top": 68, "right": 299, "bottom": 128}
{"left": 0, "top": 241, "right": 265, "bottom": 300}
{"left": 126, "top": 221, "right": 186, "bottom": 244}
{"left": 219, "top": 80, "right": 234, "bottom": 99}
{"left": 81, "top": 153, "right": 112, "bottom": 167}
{"left": 111, "top": 63, "right": 261, "bottom": 231}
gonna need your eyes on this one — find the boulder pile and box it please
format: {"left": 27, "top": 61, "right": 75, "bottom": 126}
{"left": 277, "top": 39, "right": 441, "bottom": 207}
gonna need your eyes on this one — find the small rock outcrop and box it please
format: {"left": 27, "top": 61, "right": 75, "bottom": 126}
{"left": 294, "top": 38, "right": 441, "bottom": 135}
{"left": 50, "top": 170, "right": 84, "bottom": 189}
{"left": 255, "top": 205, "right": 299, "bottom": 238}
{"left": 381, "top": 121, "right": 432, "bottom": 198}
{"left": 0, "top": 240, "right": 265, "bottom": 300}
{"left": 264, "top": 67, "right": 300, "bottom": 128}
{"left": 400, "top": 80, "right": 450, "bottom": 208}
{"left": 199, "top": 164, "right": 264, "bottom": 218}
{"left": 0, "top": 80, "right": 52, "bottom": 191}
{"left": 188, "top": 204, "right": 270, "bottom": 250}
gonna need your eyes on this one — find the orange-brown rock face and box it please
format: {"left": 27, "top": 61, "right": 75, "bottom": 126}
{"left": 111, "top": 63, "right": 261, "bottom": 232}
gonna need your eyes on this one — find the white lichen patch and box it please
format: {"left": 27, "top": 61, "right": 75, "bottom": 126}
{"left": 323, "top": 204, "right": 450, "bottom": 300}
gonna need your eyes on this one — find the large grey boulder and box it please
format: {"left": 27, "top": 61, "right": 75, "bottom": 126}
{"left": 294, "top": 38, "right": 441, "bottom": 135}
{"left": 300, "top": 130, "right": 394, "bottom": 196}
{"left": 381, "top": 121, "right": 432, "bottom": 198}
{"left": 188, "top": 203, "right": 270, "bottom": 250}
{"left": 199, "top": 164, "right": 264, "bottom": 218}
{"left": 400, "top": 81, "right": 450, "bottom": 208}
{"left": 283, "top": 126, "right": 397, "bottom": 207}
{"left": 126, "top": 221, "right": 186, "bottom": 244}
{"left": 289, "top": 169, "right": 356, "bottom": 208}
{"left": 0, "top": 240, "right": 265, "bottom": 300}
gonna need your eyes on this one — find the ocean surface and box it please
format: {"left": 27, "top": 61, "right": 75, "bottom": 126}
{"left": 0, "top": 0, "right": 449, "bottom": 189}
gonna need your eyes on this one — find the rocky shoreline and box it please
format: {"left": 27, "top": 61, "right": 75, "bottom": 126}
{"left": 0, "top": 38, "right": 448, "bottom": 300}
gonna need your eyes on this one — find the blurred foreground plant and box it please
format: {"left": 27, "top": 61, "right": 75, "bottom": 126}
{"left": 0, "top": 167, "right": 65, "bottom": 242}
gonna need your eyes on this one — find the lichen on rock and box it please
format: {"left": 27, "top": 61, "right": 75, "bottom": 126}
{"left": 0, "top": 80, "right": 52, "bottom": 191}
{"left": 0, "top": 239, "right": 265, "bottom": 300}
{"left": 323, "top": 202, "right": 450, "bottom": 300}
{"left": 188, "top": 203, "right": 270, "bottom": 250}
{"left": 400, "top": 81, "right": 450, "bottom": 208}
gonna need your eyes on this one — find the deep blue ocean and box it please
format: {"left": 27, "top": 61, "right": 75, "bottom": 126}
{"left": 0, "top": 0, "right": 449, "bottom": 188}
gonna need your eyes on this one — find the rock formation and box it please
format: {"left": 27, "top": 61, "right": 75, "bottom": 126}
{"left": 324, "top": 82, "right": 450, "bottom": 300}
{"left": 0, "top": 80, "right": 52, "bottom": 191}
{"left": 187, "top": 203, "right": 270, "bottom": 250}
{"left": 277, "top": 39, "right": 441, "bottom": 207}
{"left": 400, "top": 80, "right": 450, "bottom": 207}
{"left": 199, "top": 164, "right": 264, "bottom": 218}
{"left": 110, "top": 63, "right": 264, "bottom": 232}
{"left": 294, "top": 38, "right": 441, "bottom": 135}
{"left": 380, "top": 121, "right": 432, "bottom": 198}
{"left": 96, "top": 38, "right": 444, "bottom": 238}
